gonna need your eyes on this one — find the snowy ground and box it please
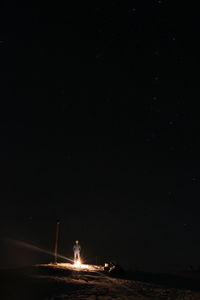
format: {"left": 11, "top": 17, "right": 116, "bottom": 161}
{"left": 1, "top": 263, "right": 200, "bottom": 300}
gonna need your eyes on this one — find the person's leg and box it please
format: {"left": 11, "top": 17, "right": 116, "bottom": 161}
{"left": 75, "top": 252, "right": 78, "bottom": 260}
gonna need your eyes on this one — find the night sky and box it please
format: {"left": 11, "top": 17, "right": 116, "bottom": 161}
{"left": 0, "top": 1, "right": 200, "bottom": 272}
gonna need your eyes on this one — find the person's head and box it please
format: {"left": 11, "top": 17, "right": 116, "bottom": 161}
{"left": 75, "top": 240, "right": 79, "bottom": 244}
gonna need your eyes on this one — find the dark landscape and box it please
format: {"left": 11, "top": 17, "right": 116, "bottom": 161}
{"left": 1, "top": 263, "right": 200, "bottom": 300}
{"left": 1, "top": 1, "right": 200, "bottom": 299}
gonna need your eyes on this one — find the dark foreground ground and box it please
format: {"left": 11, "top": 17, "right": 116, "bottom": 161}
{"left": 1, "top": 263, "right": 200, "bottom": 300}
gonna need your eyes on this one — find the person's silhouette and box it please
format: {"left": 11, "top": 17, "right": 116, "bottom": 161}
{"left": 73, "top": 240, "right": 81, "bottom": 262}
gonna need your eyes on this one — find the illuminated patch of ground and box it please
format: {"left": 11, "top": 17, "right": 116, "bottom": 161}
{"left": 47, "top": 262, "right": 104, "bottom": 272}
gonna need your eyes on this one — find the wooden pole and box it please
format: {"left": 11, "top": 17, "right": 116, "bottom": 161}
{"left": 54, "top": 219, "right": 60, "bottom": 264}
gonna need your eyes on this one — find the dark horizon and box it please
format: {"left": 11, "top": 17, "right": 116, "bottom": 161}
{"left": 0, "top": 2, "right": 200, "bottom": 273}
{"left": 1, "top": 219, "right": 200, "bottom": 274}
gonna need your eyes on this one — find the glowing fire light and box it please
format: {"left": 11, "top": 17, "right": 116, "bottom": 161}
{"left": 74, "top": 259, "right": 81, "bottom": 268}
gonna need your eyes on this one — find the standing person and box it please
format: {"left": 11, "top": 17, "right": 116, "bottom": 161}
{"left": 73, "top": 240, "right": 81, "bottom": 262}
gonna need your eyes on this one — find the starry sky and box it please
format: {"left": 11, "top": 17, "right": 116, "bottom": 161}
{"left": 0, "top": 1, "right": 200, "bottom": 272}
